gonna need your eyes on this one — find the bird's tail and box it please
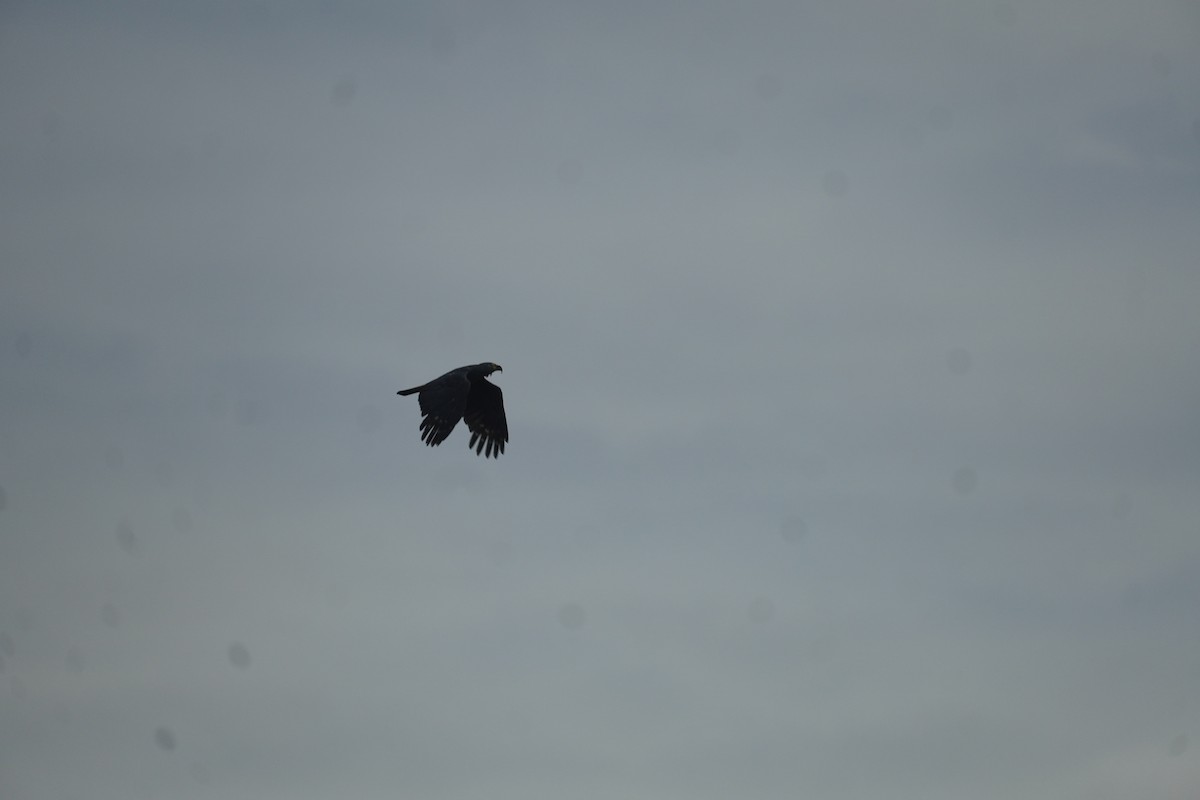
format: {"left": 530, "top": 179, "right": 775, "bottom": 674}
{"left": 396, "top": 385, "right": 422, "bottom": 396}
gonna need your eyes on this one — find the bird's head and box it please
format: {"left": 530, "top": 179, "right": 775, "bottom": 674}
{"left": 479, "top": 362, "right": 502, "bottom": 376}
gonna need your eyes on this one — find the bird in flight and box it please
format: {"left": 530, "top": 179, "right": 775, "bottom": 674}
{"left": 396, "top": 362, "right": 508, "bottom": 458}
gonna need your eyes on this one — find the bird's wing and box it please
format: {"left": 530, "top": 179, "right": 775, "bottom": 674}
{"left": 463, "top": 377, "right": 508, "bottom": 458}
{"left": 416, "top": 372, "right": 471, "bottom": 446}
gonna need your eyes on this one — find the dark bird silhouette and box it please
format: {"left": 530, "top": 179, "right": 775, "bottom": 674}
{"left": 396, "top": 362, "right": 508, "bottom": 458}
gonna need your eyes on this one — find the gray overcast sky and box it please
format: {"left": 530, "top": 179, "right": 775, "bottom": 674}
{"left": 2, "top": 1, "right": 1199, "bottom": 798}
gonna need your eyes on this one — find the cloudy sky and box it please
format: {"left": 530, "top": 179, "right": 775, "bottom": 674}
{"left": 2, "top": 1, "right": 1199, "bottom": 797}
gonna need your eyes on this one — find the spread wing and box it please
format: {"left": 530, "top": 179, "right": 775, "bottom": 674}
{"left": 463, "top": 377, "right": 508, "bottom": 458}
{"left": 416, "top": 372, "right": 471, "bottom": 447}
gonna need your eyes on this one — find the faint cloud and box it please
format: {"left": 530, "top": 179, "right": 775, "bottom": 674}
{"left": 14, "top": 332, "right": 32, "bottom": 358}
{"left": 101, "top": 602, "right": 121, "bottom": 629}
{"left": 1168, "top": 733, "right": 1188, "bottom": 756}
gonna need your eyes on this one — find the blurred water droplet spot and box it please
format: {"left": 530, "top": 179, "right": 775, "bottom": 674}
{"left": 714, "top": 128, "right": 741, "bottom": 157}
{"left": 485, "top": 538, "right": 513, "bottom": 565}
{"left": 172, "top": 142, "right": 196, "bottom": 169}
{"left": 14, "top": 332, "right": 32, "bottom": 358}
{"left": 1150, "top": 52, "right": 1172, "bottom": 78}
{"left": 821, "top": 170, "right": 848, "bottom": 198}
{"left": 992, "top": 2, "right": 1017, "bottom": 26}
{"left": 430, "top": 24, "right": 457, "bottom": 56}
{"left": 65, "top": 646, "right": 85, "bottom": 673}
{"left": 952, "top": 466, "right": 978, "bottom": 495}
{"left": 155, "top": 461, "right": 175, "bottom": 489}
{"left": 101, "top": 602, "right": 121, "bottom": 629}
{"left": 927, "top": 105, "right": 953, "bottom": 131}
{"left": 1111, "top": 492, "right": 1132, "bottom": 521}
{"left": 228, "top": 642, "right": 251, "bottom": 669}
{"left": 946, "top": 347, "right": 972, "bottom": 375}
{"left": 331, "top": 77, "right": 356, "bottom": 107}
{"left": 747, "top": 596, "right": 775, "bottom": 624}
{"left": 199, "top": 131, "right": 223, "bottom": 160}
{"left": 103, "top": 444, "right": 124, "bottom": 471}
{"left": 236, "top": 399, "right": 264, "bottom": 426}
{"left": 325, "top": 583, "right": 349, "bottom": 611}
{"left": 437, "top": 319, "right": 464, "bottom": 347}
{"left": 556, "top": 158, "right": 583, "bottom": 186}
{"left": 754, "top": 73, "right": 781, "bottom": 100}
{"left": 172, "top": 508, "right": 193, "bottom": 534}
{"left": 355, "top": 404, "right": 382, "bottom": 434}
{"left": 1123, "top": 269, "right": 1149, "bottom": 322}
{"left": 116, "top": 520, "right": 139, "bottom": 553}
{"left": 798, "top": 455, "right": 828, "bottom": 479}
{"left": 206, "top": 391, "right": 227, "bottom": 419}
{"left": 41, "top": 111, "right": 63, "bottom": 140}
{"left": 558, "top": 603, "right": 587, "bottom": 631}
{"left": 780, "top": 515, "right": 807, "bottom": 543}
{"left": 1169, "top": 733, "right": 1188, "bottom": 756}
{"left": 190, "top": 762, "right": 211, "bottom": 784}
{"left": 575, "top": 522, "right": 602, "bottom": 547}
{"left": 154, "top": 726, "right": 176, "bottom": 752}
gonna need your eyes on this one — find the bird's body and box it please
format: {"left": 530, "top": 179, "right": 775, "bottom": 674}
{"left": 396, "top": 362, "right": 508, "bottom": 458}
